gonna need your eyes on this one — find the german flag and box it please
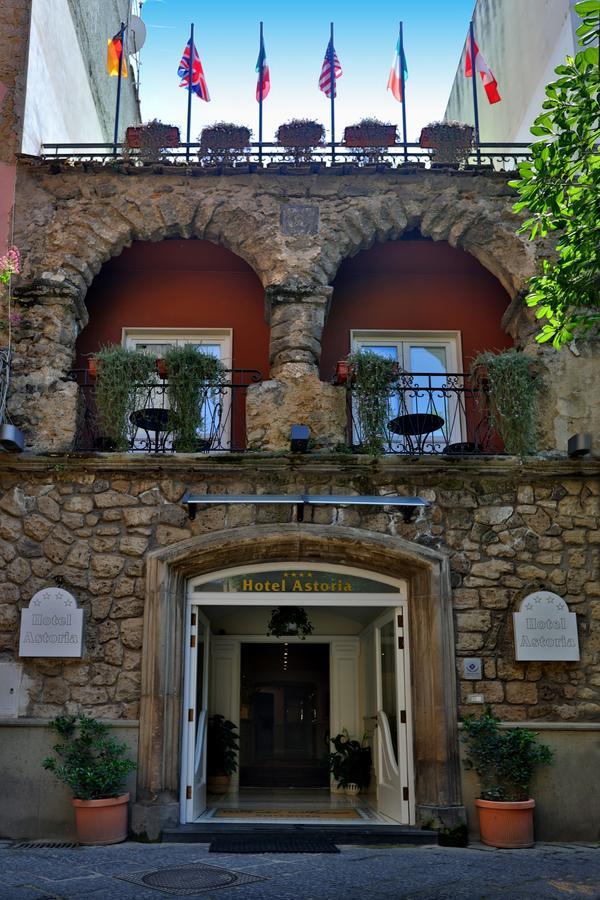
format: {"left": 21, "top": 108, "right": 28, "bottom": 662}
{"left": 107, "top": 31, "right": 128, "bottom": 78}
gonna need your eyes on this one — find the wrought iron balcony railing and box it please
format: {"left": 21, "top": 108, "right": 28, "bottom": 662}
{"left": 347, "top": 372, "right": 503, "bottom": 456}
{"left": 68, "top": 368, "right": 261, "bottom": 453}
{"left": 40, "top": 141, "right": 532, "bottom": 173}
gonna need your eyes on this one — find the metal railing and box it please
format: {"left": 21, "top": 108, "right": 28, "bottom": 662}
{"left": 347, "top": 372, "right": 504, "bottom": 455}
{"left": 68, "top": 368, "right": 261, "bottom": 453}
{"left": 39, "top": 141, "right": 532, "bottom": 172}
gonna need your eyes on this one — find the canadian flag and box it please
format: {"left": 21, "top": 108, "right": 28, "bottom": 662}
{"left": 465, "top": 36, "right": 501, "bottom": 104}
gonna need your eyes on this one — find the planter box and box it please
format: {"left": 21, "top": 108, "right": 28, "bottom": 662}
{"left": 200, "top": 126, "right": 251, "bottom": 151}
{"left": 277, "top": 123, "right": 324, "bottom": 147}
{"left": 344, "top": 125, "right": 397, "bottom": 147}
{"left": 125, "top": 125, "right": 180, "bottom": 148}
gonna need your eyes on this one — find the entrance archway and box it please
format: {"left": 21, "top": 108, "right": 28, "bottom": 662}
{"left": 133, "top": 524, "right": 464, "bottom": 838}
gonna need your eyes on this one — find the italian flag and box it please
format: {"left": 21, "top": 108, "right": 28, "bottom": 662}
{"left": 387, "top": 38, "right": 408, "bottom": 103}
{"left": 465, "top": 36, "right": 500, "bottom": 104}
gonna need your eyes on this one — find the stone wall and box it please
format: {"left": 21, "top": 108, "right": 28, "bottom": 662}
{"left": 0, "top": 455, "right": 597, "bottom": 723}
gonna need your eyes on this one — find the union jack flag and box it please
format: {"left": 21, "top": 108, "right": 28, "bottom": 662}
{"left": 178, "top": 38, "right": 210, "bottom": 101}
{"left": 318, "top": 39, "right": 342, "bottom": 98}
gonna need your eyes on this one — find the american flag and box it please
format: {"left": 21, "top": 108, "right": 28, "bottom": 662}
{"left": 318, "top": 39, "right": 342, "bottom": 98}
{"left": 178, "top": 38, "right": 210, "bottom": 101}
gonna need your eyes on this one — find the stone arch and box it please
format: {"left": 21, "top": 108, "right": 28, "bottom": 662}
{"left": 133, "top": 523, "right": 463, "bottom": 838}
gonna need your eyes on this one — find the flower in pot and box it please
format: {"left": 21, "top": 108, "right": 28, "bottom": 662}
{"left": 470, "top": 348, "right": 543, "bottom": 455}
{"left": 461, "top": 708, "right": 553, "bottom": 848}
{"left": 347, "top": 349, "right": 399, "bottom": 454}
{"left": 199, "top": 122, "right": 252, "bottom": 166}
{"left": 124, "top": 119, "right": 180, "bottom": 162}
{"left": 94, "top": 344, "right": 157, "bottom": 452}
{"left": 42, "top": 715, "right": 136, "bottom": 845}
{"left": 344, "top": 118, "right": 397, "bottom": 164}
{"left": 327, "top": 729, "right": 372, "bottom": 793}
{"left": 207, "top": 714, "right": 239, "bottom": 794}
{"left": 267, "top": 606, "right": 314, "bottom": 639}
{"left": 419, "top": 121, "right": 474, "bottom": 166}
{"left": 164, "top": 344, "right": 227, "bottom": 452}
{"left": 276, "top": 118, "right": 325, "bottom": 163}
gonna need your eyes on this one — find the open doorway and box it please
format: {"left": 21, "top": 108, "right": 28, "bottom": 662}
{"left": 239, "top": 643, "right": 330, "bottom": 788}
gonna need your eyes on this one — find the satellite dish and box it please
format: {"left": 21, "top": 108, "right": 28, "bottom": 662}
{"left": 128, "top": 15, "right": 147, "bottom": 53}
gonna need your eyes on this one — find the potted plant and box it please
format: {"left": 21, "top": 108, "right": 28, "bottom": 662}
{"left": 470, "top": 349, "right": 543, "bottom": 455}
{"left": 419, "top": 121, "right": 474, "bottom": 166}
{"left": 199, "top": 122, "right": 252, "bottom": 166}
{"left": 327, "top": 729, "right": 372, "bottom": 793}
{"left": 93, "top": 345, "right": 157, "bottom": 452}
{"left": 347, "top": 349, "right": 399, "bottom": 454}
{"left": 124, "top": 119, "right": 180, "bottom": 162}
{"left": 207, "top": 714, "right": 239, "bottom": 794}
{"left": 344, "top": 118, "right": 397, "bottom": 164}
{"left": 164, "top": 344, "right": 227, "bottom": 452}
{"left": 42, "top": 715, "right": 136, "bottom": 845}
{"left": 267, "top": 606, "right": 314, "bottom": 639}
{"left": 461, "top": 708, "right": 553, "bottom": 848}
{"left": 276, "top": 119, "right": 325, "bottom": 163}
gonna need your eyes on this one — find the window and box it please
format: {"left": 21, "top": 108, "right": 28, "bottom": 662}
{"left": 350, "top": 331, "right": 465, "bottom": 451}
{"left": 122, "top": 329, "right": 232, "bottom": 451}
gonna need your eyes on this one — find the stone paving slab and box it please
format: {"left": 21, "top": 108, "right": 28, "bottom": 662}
{"left": 0, "top": 841, "right": 598, "bottom": 899}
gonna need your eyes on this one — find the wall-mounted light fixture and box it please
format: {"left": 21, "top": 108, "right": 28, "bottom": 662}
{"left": 0, "top": 424, "right": 24, "bottom": 453}
{"left": 290, "top": 425, "right": 310, "bottom": 453}
{"left": 568, "top": 433, "right": 591, "bottom": 458}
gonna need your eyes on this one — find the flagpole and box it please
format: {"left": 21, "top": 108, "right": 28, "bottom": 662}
{"left": 329, "top": 22, "right": 335, "bottom": 164}
{"left": 186, "top": 22, "right": 194, "bottom": 163}
{"left": 113, "top": 21, "right": 125, "bottom": 157}
{"left": 469, "top": 20, "right": 481, "bottom": 164}
{"left": 258, "top": 21, "right": 264, "bottom": 167}
{"left": 399, "top": 21, "right": 408, "bottom": 162}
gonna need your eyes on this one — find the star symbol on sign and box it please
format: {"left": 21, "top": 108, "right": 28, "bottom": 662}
{"left": 64, "top": 599, "right": 73, "bottom": 607}
{"left": 525, "top": 603, "right": 533, "bottom": 610}
{"left": 32, "top": 598, "right": 42, "bottom": 607}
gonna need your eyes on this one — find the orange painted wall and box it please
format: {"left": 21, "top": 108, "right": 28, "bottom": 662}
{"left": 320, "top": 239, "right": 513, "bottom": 379}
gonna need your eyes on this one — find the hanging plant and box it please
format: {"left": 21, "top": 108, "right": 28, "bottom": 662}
{"left": 347, "top": 349, "right": 399, "bottom": 455}
{"left": 267, "top": 606, "right": 314, "bottom": 639}
{"left": 470, "top": 349, "right": 543, "bottom": 456}
{"left": 94, "top": 345, "right": 156, "bottom": 452}
{"left": 164, "top": 344, "right": 227, "bottom": 452}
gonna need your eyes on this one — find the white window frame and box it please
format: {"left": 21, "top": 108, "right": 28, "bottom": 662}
{"left": 350, "top": 330, "right": 465, "bottom": 450}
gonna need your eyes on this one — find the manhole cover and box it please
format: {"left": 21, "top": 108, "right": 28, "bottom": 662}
{"left": 117, "top": 863, "right": 265, "bottom": 896}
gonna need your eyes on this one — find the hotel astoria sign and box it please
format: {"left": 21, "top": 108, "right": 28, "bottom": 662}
{"left": 513, "top": 591, "right": 580, "bottom": 662}
{"left": 19, "top": 588, "right": 84, "bottom": 658}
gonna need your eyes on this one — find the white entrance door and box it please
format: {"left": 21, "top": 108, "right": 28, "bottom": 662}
{"left": 374, "top": 606, "right": 413, "bottom": 823}
{"left": 181, "top": 606, "right": 210, "bottom": 822}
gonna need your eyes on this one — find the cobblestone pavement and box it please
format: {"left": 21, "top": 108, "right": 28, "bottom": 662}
{"left": 0, "top": 840, "right": 598, "bottom": 900}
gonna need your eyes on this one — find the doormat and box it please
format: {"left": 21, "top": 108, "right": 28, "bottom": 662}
{"left": 213, "top": 808, "right": 362, "bottom": 819}
{"left": 116, "top": 863, "right": 265, "bottom": 896}
{"left": 209, "top": 835, "right": 340, "bottom": 854}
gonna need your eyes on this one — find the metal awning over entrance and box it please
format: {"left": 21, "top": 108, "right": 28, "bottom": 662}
{"left": 182, "top": 493, "right": 429, "bottom": 523}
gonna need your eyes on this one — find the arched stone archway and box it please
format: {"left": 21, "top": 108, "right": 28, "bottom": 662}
{"left": 132, "top": 523, "right": 463, "bottom": 838}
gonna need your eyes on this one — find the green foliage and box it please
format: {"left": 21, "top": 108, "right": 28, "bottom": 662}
{"left": 207, "top": 714, "right": 239, "bottom": 777}
{"left": 419, "top": 121, "right": 474, "bottom": 164}
{"left": 437, "top": 821, "right": 469, "bottom": 847}
{"left": 509, "top": 0, "right": 600, "bottom": 348}
{"left": 470, "top": 349, "right": 543, "bottom": 455}
{"left": 348, "top": 349, "right": 399, "bottom": 455}
{"left": 199, "top": 122, "right": 252, "bottom": 165}
{"left": 266, "top": 606, "right": 314, "bottom": 639}
{"left": 461, "top": 708, "right": 553, "bottom": 802}
{"left": 94, "top": 345, "right": 156, "bottom": 452}
{"left": 42, "top": 715, "right": 136, "bottom": 800}
{"left": 327, "top": 730, "right": 372, "bottom": 790}
{"left": 164, "top": 345, "right": 226, "bottom": 452}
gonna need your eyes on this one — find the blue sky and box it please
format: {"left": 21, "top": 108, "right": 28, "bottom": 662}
{"left": 136, "top": 0, "right": 475, "bottom": 143}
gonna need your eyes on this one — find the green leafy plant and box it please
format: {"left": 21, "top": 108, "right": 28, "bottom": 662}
{"left": 94, "top": 345, "right": 156, "bottom": 452}
{"left": 199, "top": 122, "right": 252, "bottom": 165}
{"left": 344, "top": 118, "right": 397, "bottom": 164}
{"left": 419, "top": 121, "right": 474, "bottom": 165}
{"left": 470, "top": 349, "right": 543, "bottom": 456}
{"left": 164, "top": 345, "right": 226, "bottom": 452}
{"left": 437, "top": 821, "right": 468, "bottom": 847}
{"left": 267, "top": 606, "right": 314, "bottom": 639}
{"left": 509, "top": 0, "right": 599, "bottom": 348}
{"left": 124, "top": 119, "right": 180, "bottom": 162}
{"left": 42, "top": 715, "right": 136, "bottom": 800}
{"left": 207, "top": 714, "right": 239, "bottom": 777}
{"left": 461, "top": 708, "right": 553, "bottom": 802}
{"left": 276, "top": 119, "right": 325, "bottom": 163}
{"left": 327, "top": 730, "right": 372, "bottom": 790}
{"left": 347, "top": 349, "right": 399, "bottom": 455}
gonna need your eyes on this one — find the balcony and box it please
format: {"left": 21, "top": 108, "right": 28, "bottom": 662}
{"left": 68, "top": 368, "right": 261, "bottom": 453}
{"left": 347, "top": 372, "right": 503, "bottom": 456}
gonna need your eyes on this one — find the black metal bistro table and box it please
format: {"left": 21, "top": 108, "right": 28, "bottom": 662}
{"left": 130, "top": 407, "right": 171, "bottom": 453}
{"left": 387, "top": 412, "right": 445, "bottom": 453}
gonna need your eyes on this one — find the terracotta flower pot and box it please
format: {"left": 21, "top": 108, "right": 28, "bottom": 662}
{"left": 344, "top": 125, "right": 397, "bottom": 147}
{"left": 207, "top": 775, "right": 231, "bottom": 795}
{"left": 87, "top": 357, "right": 98, "bottom": 378}
{"left": 126, "top": 125, "right": 180, "bottom": 148}
{"left": 72, "top": 793, "right": 129, "bottom": 845}
{"left": 156, "top": 358, "right": 168, "bottom": 378}
{"left": 334, "top": 359, "right": 351, "bottom": 385}
{"left": 475, "top": 798, "right": 535, "bottom": 849}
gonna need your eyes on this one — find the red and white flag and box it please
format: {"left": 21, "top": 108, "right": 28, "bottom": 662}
{"left": 319, "top": 38, "right": 342, "bottom": 98}
{"left": 465, "top": 36, "right": 501, "bottom": 104}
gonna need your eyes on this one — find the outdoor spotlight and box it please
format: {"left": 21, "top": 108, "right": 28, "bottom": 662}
{"left": 290, "top": 424, "right": 310, "bottom": 453}
{"left": 568, "top": 433, "right": 592, "bottom": 458}
{"left": 0, "top": 423, "right": 25, "bottom": 453}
